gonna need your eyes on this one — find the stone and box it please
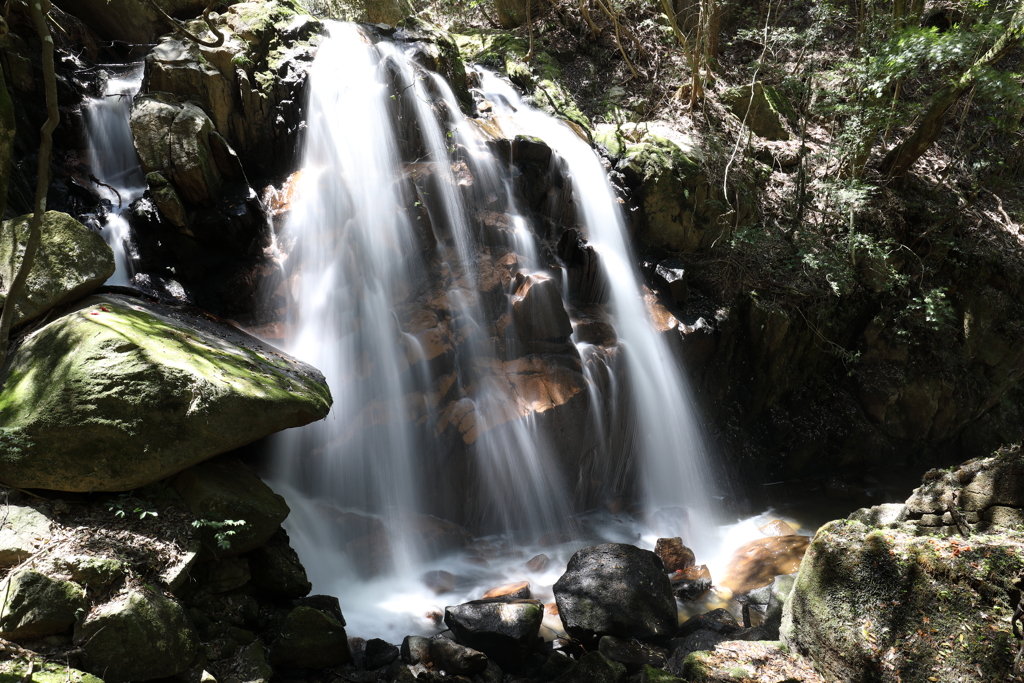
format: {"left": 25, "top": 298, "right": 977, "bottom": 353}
{"left": 526, "top": 553, "right": 549, "bottom": 572}
{"left": 0, "top": 211, "right": 115, "bottom": 328}
{"left": 145, "top": 36, "right": 236, "bottom": 140}
{"left": 444, "top": 598, "right": 543, "bottom": 669}
{"left": 201, "top": 556, "right": 251, "bottom": 593}
{"left": 552, "top": 651, "right": 626, "bottom": 683}
{"left": 146, "top": 172, "right": 190, "bottom": 229}
{"left": 758, "top": 519, "right": 796, "bottom": 536}
{"left": 0, "top": 294, "right": 331, "bottom": 493}
{"left": 639, "top": 664, "right": 684, "bottom": 683}
{"left": 174, "top": 457, "right": 291, "bottom": 559}
{"left": 654, "top": 537, "right": 695, "bottom": 572}
{"left": 427, "top": 636, "right": 488, "bottom": 676}
{"left": 50, "top": 555, "right": 124, "bottom": 588}
{"left": 365, "top": 638, "right": 400, "bottom": 669}
{"left": 482, "top": 580, "right": 531, "bottom": 599}
{"left": 245, "top": 527, "right": 312, "bottom": 599}
{"left": 220, "top": 641, "right": 273, "bottom": 683}
{"left": 0, "top": 569, "right": 86, "bottom": 639}
{"left": 269, "top": 606, "right": 352, "bottom": 669}
{"left": 0, "top": 660, "right": 103, "bottom": 683}
{"left": 74, "top": 589, "right": 198, "bottom": 683}
{"left": 667, "top": 630, "right": 728, "bottom": 673}
{"left": 401, "top": 635, "right": 431, "bottom": 664}
{"left": 130, "top": 94, "right": 224, "bottom": 206}
{"left": 160, "top": 540, "right": 200, "bottom": 591}
{"left": 653, "top": 259, "right": 688, "bottom": 306}
{"left": 761, "top": 573, "right": 797, "bottom": 638}
{"left": 511, "top": 274, "right": 573, "bottom": 341}
{"left": 553, "top": 543, "right": 677, "bottom": 642}
{"left": 422, "top": 569, "right": 456, "bottom": 594}
{"left": 847, "top": 503, "right": 907, "bottom": 526}
{"left": 597, "top": 635, "right": 668, "bottom": 673}
{"left": 677, "top": 609, "right": 740, "bottom": 638}
{"left": 720, "top": 82, "right": 792, "bottom": 140}
{"left": 0, "top": 504, "right": 51, "bottom": 567}
{"left": 52, "top": 0, "right": 223, "bottom": 44}
{"left": 718, "top": 535, "right": 810, "bottom": 595}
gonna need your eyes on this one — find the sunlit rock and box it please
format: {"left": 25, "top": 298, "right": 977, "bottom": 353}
{"left": 718, "top": 535, "right": 810, "bottom": 595}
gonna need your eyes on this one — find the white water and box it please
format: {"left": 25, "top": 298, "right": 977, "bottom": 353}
{"left": 85, "top": 66, "right": 146, "bottom": 285}
{"left": 270, "top": 23, "right": 726, "bottom": 640}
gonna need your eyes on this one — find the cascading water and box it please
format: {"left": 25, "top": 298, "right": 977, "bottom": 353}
{"left": 269, "top": 22, "right": 724, "bottom": 639}
{"left": 85, "top": 66, "right": 146, "bottom": 285}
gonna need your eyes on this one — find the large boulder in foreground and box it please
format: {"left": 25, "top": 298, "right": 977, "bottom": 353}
{"left": 553, "top": 543, "right": 677, "bottom": 643}
{"left": 444, "top": 598, "right": 543, "bottom": 669}
{"left": 0, "top": 294, "right": 331, "bottom": 492}
{"left": 0, "top": 569, "right": 86, "bottom": 640}
{"left": 0, "top": 211, "right": 114, "bottom": 328}
{"left": 782, "top": 448, "right": 1024, "bottom": 683}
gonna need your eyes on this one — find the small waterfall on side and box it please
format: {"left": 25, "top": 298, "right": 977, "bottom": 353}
{"left": 85, "top": 66, "right": 146, "bottom": 285}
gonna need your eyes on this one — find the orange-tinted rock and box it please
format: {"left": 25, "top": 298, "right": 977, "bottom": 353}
{"left": 719, "top": 535, "right": 810, "bottom": 594}
{"left": 544, "top": 602, "right": 559, "bottom": 616}
{"left": 482, "top": 581, "right": 531, "bottom": 600}
{"left": 759, "top": 519, "right": 797, "bottom": 537}
{"left": 655, "top": 537, "right": 696, "bottom": 572}
{"left": 680, "top": 564, "right": 711, "bottom": 581}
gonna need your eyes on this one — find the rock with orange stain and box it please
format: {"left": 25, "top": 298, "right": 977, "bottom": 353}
{"left": 544, "top": 602, "right": 559, "bottom": 616}
{"left": 719, "top": 535, "right": 810, "bottom": 595}
{"left": 482, "top": 581, "right": 531, "bottom": 600}
{"left": 759, "top": 519, "right": 797, "bottom": 537}
{"left": 655, "top": 537, "right": 696, "bottom": 572}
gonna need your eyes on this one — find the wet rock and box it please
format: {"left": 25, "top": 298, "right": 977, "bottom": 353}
{"left": 758, "top": 519, "right": 796, "bottom": 537}
{"left": 0, "top": 504, "right": 51, "bottom": 567}
{"left": 365, "top": 638, "right": 400, "bottom": 669}
{"left": 677, "top": 609, "right": 740, "bottom": 638}
{"left": 427, "top": 636, "right": 488, "bottom": 676}
{"left": 269, "top": 605, "right": 352, "bottom": 669}
{"left": 720, "top": 82, "right": 793, "bottom": 141}
{"left": 0, "top": 569, "right": 86, "bottom": 639}
{"left": 597, "top": 635, "right": 668, "bottom": 673}
{"left": 670, "top": 572, "right": 711, "bottom": 602}
{"left": 131, "top": 94, "right": 224, "bottom": 206}
{"left": 552, "top": 651, "right": 626, "bottom": 683}
{"left": 0, "top": 294, "right": 331, "bottom": 493}
{"left": 761, "top": 573, "right": 797, "bottom": 638}
{"left": 654, "top": 537, "right": 695, "bottom": 573}
{"left": 422, "top": 569, "right": 456, "bottom": 594}
{"left": 145, "top": 171, "right": 190, "bottom": 229}
{"left": 0, "top": 211, "right": 115, "bottom": 328}
{"left": 74, "top": 588, "right": 198, "bottom": 683}
{"left": 246, "top": 527, "right": 312, "bottom": 599}
{"left": 173, "top": 457, "right": 291, "bottom": 559}
{"left": 444, "top": 598, "right": 543, "bottom": 669}
{"left": 718, "top": 535, "right": 810, "bottom": 595}
{"left": 553, "top": 543, "right": 677, "bottom": 643}
{"left": 401, "top": 635, "right": 431, "bottom": 664}
{"left": 482, "top": 580, "right": 531, "bottom": 599}
{"left": 526, "top": 553, "right": 550, "bottom": 572}
{"left": 511, "top": 274, "right": 573, "bottom": 341}
{"left": 652, "top": 258, "right": 688, "bottom": 306}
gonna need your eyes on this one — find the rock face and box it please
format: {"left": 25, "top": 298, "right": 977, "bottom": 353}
{"left": 246, "top": 527, "right": 312, "bottom": 598}
{"left": 0, "top": 569, "right": 86, "bottom": 639}
{"left": 52, "top": 0, "right": 223, "bottom": 44}
{"left": 444, "top": 598, "right": 543, "bottom": 668}
{"left": 782, "top": 451, "right": 1024, "bottom": 683}
{"left": 74, "top": 589, "right": 199, "bottom": 682}
{"left": 0, "top": 211, "right": 114, "bottom": 327}
{"left": 553, "top": 543, "right": 677, "bottom": 642}
{"left": 0, "top": 294, "right": 331, "bottom": 492}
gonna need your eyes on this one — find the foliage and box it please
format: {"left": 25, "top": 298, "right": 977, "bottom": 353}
{"left": 191, "top": 518, "right": 247, "bottom": 550}
{"left": 107, "top": 492, "right": 159, "bottom": 520}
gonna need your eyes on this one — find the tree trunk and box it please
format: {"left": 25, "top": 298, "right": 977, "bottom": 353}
{"left": 880, "top": 0, "right": 1024, "bottom": 178}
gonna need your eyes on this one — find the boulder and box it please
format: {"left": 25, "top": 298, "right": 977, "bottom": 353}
{"left": 718, "top": 535, "right": 809, "bottom": 595}
{"left": 49, "top": 555, "right": 124, "bottom": 588}
{"left": 219, "top": 641, "right": 274, "bottom": 683}
{"left": 428, "top": 636, "right": 488, "bottom": 676}
{"left": 758, "top": 519, "right": 797, "bottom": 536}
{"left": 482, "top": 580, "right": 531, "bottom": 599}
{"left": 200, "top": 555, "right": 251, "bottom": 593}
{"left": 444, "top": 598, "right": 543, "bottom": 669}
{"left": 269, "top": 606, "right": 352, "bottom": 669}
{"left": 0, "top": 211, "right": 115, "bottom": 328}
{"left": 245, "top": 527, "right": 312, "bottom": 599}
{"left": 0, "top": 504, "right": 51, "bottom": 567}
{"left": 553, "top": 543, "right": 677, "bottom": 642}
{"left": 74, "top": 589, "right": 199, "bottom": 683}
{"left": 0, "top": 294, "right": 331, "bottom": 493}
{"left": 0, "top": 660, "right": 103, "bottom": 683}
{"left": 653, "top": 259, "right": 688, "bottom": 306}
{"left": 654, "top": 537, "right": 695, "bottom": 573}
{"left": 173, "top": 457, "right": 290, "bottom": 558}
{"left": 667, "top": 630, "right": 728, "bottom": 673}
{"left": 401, "top": 635, "right": 431, "bottom": 664}
{"left": 677, "top": 609, "right": 740, "bottom": 638}
{"left": 552, "top": 651, "right": 626, "bottom": 683}
{"left": 598, "top": 635, "right": 668, "bottom": 673}
{"left": 0, "top": 569, "right": 86, "bottom": 639}
{"left": 52, "top": 0, "right": 231, "bottom": 44}
{"left": 365, "top": 638, "right": 400, "bottom": 669}
{"left": 720, "top": 82, "right": 794, "bottom": 140}
{"left": 511, "top": 274, "right": 573, "bottom": 341}
{"left": 130, "top": 94, "right": 224, "bottom": 206}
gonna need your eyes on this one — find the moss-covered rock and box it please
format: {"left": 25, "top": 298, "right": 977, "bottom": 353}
{"left": 0, "top": 504, "right": 51, "bottom": 567}
{"left": 553, "top": 651, "right": 627, "bottom": 683}
{"left": 74, "top": 588, "right": 198, "bottom": 683}
{"left": 0, "top": 211, "right": 114, "bottom": 328}
{"left": 0, "top": 660, "right": 103, "bottom": 683}
{"left": 269, "top": 605, "right": 353, "bottom": 669}
{"left": 0, "top": 569, "right": 86, "bottom": 639}
{"left": 781, "top": 514, "right": 1024, "bottom": 682}
{"left": 720, "top": 82, "right": 793, "bottom": 141}
{"left": 0, "top": 293, "right": 331, "bottom": 492}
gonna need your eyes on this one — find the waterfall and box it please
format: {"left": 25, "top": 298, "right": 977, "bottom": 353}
{"left": 269, "top": 22, "right": 720, "bottom": 638}
{"left": 85, "top": 66, "right": 146, "bottom": 285}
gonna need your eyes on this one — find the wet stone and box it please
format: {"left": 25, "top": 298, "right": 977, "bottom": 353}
{"left": 365, "top": 638, "right": 400, "bottom": 669}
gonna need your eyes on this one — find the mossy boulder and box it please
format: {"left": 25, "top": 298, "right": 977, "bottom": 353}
{"left": 0, "top": 293, "right": 331, "bottom": 493}
{"left": 74, "top": 589, "right": 198, "bottom": 682}
{"left": 720, "top": 82, "right": 793, "bottom": 141}
{"left": 0, "top": 569, "right": 86, "bottom": 639}
{"left": 269, "top": 605, "right": 353, "bottom": 669}
{"left": 444, "top": 598, "right": 544, "bottom": 669}
{"left": 781, "top": 517, "right": 1024, "bottom": 682}
{"left": 0, "top": 504, "right": 51, "bottom": 567}
{"left": 0, "top": 211, "right": 115, "bottom": 328}
{"left": 173, "top": 457, "right": 290, "bottom": 558}
{"left": 0, "top": 660, "right": 102, "bottom": 683}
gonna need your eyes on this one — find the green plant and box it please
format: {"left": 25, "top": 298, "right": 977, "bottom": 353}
{"left": 107, "top": 493, "right": 158, "bottom": 520}
{"left": 192, "top": 518, "right": 248, "bottom": 550}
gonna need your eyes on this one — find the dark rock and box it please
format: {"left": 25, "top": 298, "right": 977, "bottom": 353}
{"left": 540, "top": 650, "right": 575, "bottom": 681}
{"left": 652, "top": 259, "right": 688, "bottom": 306}
{"left": 526, "top": 554, "right": 550, "bottom": 572}
{"left": 428, "top": 636, "right": 488, "bottom": 676}
{"left": 200, "top": 556, "right": 251, "bottom": 594}
{"left": 401, "top": 634, "right": 431, "bottom": 664}
{"left": 667, "top": 630, "right": 727, "bottom": 674}
{"left": 677, "top": 609, "right": 740, "bottom": 638}
{"left": 597, "top": 635, "right": 668, "bottom": 673}
{"left": 552, "top": 651, "right": 626, "bottom": 683}
{"left": 293, "top": 594, "right": 345, "bottom": 625}
{"left": 269, "top": 605, "right": 352, "bottom": 669}
{"left": 422, "top": 569, "right": 456, "bottom": 594}
{"left": 365, "top": 638, "right": 401, "bottom": 669}
{"left": 444, "top": 598, "right": 543, "bottom": 669}
{"left": 553, "top": 543, "right": 677, "bottom": 643}
{"left": 246, "top": 527, "right": 312, "bottom": 599}
{"left": 511, "top": 274, "right": 573, "bottom": 341}
{"left": 653, "top": 537, "right": 695, "bottom": 573}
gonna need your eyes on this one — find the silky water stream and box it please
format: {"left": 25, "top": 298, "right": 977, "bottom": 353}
{"left": 266, "top": 23, "right": 816, "bottom": 641}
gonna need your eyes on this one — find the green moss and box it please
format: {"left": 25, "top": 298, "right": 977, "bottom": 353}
{"left": 0, "top": 661, "right": 103, "bottom": 683}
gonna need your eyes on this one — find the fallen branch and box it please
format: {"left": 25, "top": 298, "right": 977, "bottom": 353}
{"left": 143, "top": 0, "right": 224, "bottom": 48}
